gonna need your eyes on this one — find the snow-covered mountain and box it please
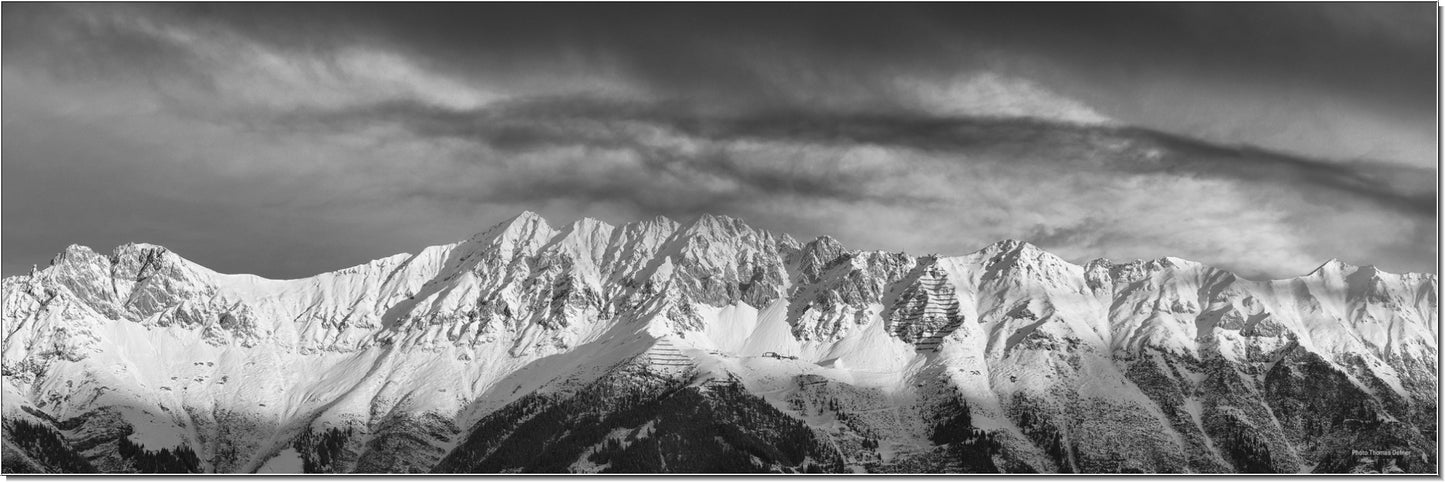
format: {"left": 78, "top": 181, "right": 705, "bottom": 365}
{"left": 2, "top": 212, "right": 1437, "bottom": 473}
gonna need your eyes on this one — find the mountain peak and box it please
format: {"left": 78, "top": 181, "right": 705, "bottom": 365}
{"left": 807, "top": 235, "right": 844, "bottom": 251}
{"left": 798, "top": 235, "right": 848, "bottom": 270}
{"left": 1155, "top": 256, "right": 1200, "bottom": 269}
{"left": 498, "top": 210, "right": 551, "bottom": 232}
{"left": 468, "top": 211, "right": 558, "bottom": 258}
{"left": 110, "top": 242, "right": 171, "bottom": 263}
{"left": 976, "top": 238, "right": 1044, "bottom": 259}
{"left": 970, "top": 238, "right": 1087, "bottom": 283}
{"left": 697, "top": 212, "right": 736, "bottom": 223}
{"left": 50, "top": 244, "right": 109, "bottom": 270}
{"left": 510, "top": 210, "right": 547, "bottom": 225}
{"left": 1308, "top": 257, "right": 1354, "bottom": 277}
{"left": 1084, "top": 258, "right": 1113, "bottom": 270}
{"left": 686, "top": 213, "right": 744, "bottom": 234}
{"left": 990, "top": 238, "right": 1030, "bottom": 251}
{"left": 116, "top": 241, "right": 164, "bottom": 251}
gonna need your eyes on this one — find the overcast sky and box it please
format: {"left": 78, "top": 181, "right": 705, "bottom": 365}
{"left": 2, "top": 3, "right": 1436, "bottom": 280}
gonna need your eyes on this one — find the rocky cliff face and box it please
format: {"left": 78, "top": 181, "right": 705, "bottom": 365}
{"left": 2, "top": 212, "right": 1436, "bottom": 473}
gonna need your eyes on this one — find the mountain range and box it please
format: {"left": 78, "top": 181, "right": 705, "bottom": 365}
{"left": 2, "top": 211, "right": 1437, "bottom": 473}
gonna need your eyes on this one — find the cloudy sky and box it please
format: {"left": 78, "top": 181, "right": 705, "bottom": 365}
{"left": 2, "top": 3, "right": 1436, "bottom": 280}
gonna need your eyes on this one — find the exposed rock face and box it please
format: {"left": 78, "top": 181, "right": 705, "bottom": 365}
{"left": 2, "top": 212, "right": 1437, "bottom": 473}
{"left": 885, "top": 260, "right": 965, "bottom": 347}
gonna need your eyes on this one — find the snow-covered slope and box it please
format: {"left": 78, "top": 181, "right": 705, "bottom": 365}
{"left": 2, "top": 212, "right": 1436, "bottom": 473}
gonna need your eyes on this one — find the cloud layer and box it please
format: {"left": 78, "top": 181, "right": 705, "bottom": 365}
{"left": 2, "top": 4, "right": 1435, "bottom": 279}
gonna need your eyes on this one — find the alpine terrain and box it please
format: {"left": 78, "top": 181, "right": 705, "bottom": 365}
{"left": 2, "top": 212, "right": 1437, "bottom": 473}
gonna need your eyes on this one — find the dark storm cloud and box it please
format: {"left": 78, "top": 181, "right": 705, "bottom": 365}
{"left": 928, "top": 3, "right": 1433, "bottom": 105}
{"left": 261, "top": 4, "right": 1434, "bottom": 120}
{"left": 282, "top": 95, "right": 1436, "bottom": 218}
{"left": 38, "top": 3, "right": 1430, "bottom": 126}
{"left": 1, "top": 3, "right": 1436, "bottom": 280}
